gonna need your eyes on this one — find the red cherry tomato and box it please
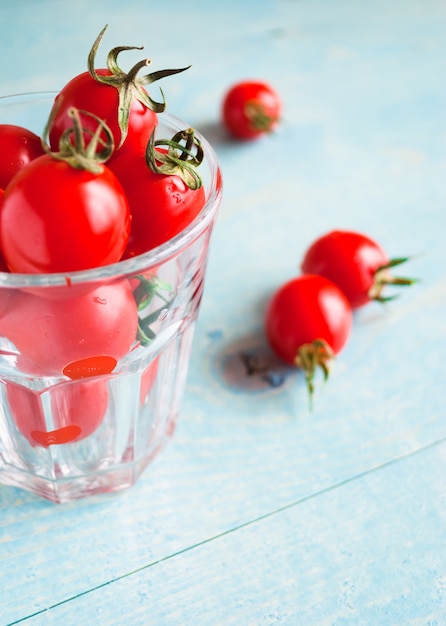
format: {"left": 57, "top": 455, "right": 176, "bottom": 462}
{"left": 301, "top": 230, "right": 415, "bottom": 308}
{"left": 7, "top": 377, "right": 109, "bottom": 447}
{"left": 49, "top": 69, "right": 158, "bottom": 158}
{"left": 222, "top": 80, "right": 282, "bottom": 140}
{"left": 265, "top": 274, "right": 352, "bottom": 399}
{"left": 48, "top": 26, "right": 189, "bottom": 157}
{"left": 0, "top": 281, "right": 138, "bottom": 375}
{"left": 0, "top": 124, "right": 45, "bottom": 189}
{"left": 0, "top": 153, "right": 131, "bottom": 273}
{"left": 109, "top": 143, "right": 205, "bottom": 257}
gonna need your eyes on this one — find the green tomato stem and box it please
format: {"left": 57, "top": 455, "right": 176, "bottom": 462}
{"left": 370, "top": 256, "right": 418, "bottom": 302}
{"left": 42, "top": 105, "right": 114, "bottom": 173}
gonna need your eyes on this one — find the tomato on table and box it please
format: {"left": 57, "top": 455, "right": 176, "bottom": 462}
{"left": 301, "top": 230, "right": 416, "bottom": 308}
{"left": 265, "top": 274, "right": 352, "bottom": 401}
{"left": 222, "top": 80, "right": 282, "bottom": 140}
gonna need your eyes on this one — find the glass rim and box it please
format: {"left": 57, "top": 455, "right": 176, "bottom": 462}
{"left": 0, "top": 91, "right": 222, "bottom": 288}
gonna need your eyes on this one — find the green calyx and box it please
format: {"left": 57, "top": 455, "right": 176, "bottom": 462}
{"left": 369, "top": 256, "right": 418, "bottom": 303}
{"left": 88, "top": 25, "right": 191, "bottom": 147}
{"left": 244, "top": 99, "right": 277, "bottom": 133}
{"left": 43, "top": 106, "right": 114, "bottom": 174}
{"left": 146, "top": 126, "right": 204, "bottom": 190}
{"left": 294, "top": 338, "right": 335, "bottom": 409}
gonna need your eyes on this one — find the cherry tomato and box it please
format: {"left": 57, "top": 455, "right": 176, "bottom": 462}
{"left": 0, "top": 153, "right": 131, "bottom": 273}
{"left": 0, "top": 281, "right": 138, "bottom": 375}
{"left": 49, "top": 69, "right": 158, "bottom": 158}
{"left": 222, "top": 80, "right": 282, "bottom": 140}
{"left": 301, "top": 230, "right": 415, "bottom": 308}
{"left": 7, "top": 376, "right": 109, "bottom": 447}
{"left": 0, "top": 124, "right": 45, "bottom": 189}
{"left": 265, "top": 274, "right": 352, "bottom": 400}
{"left": 48, "top": 26, "right": 188, "bottom": 157}
{"left": 108, "top": 131, "right": 205, "bottom": 257}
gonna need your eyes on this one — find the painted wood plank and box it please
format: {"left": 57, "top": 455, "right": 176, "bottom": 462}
{"left": 13, "top": 441, "right": 446, "bottom": 625}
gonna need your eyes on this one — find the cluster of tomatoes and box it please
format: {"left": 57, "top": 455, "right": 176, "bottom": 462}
{"left": 264, "top": 230, "right": 416, "bottom": 404}
{"left": 0, "top": 26, "right": 214, "bottom": 447}
{"left": 0, "top": 25, "right": 284, "bottom": 448}
{"left": 0, "top": 31, "right": 282, "bottom": 276}
{"left": 220, "top": 81, "right": 417, "bottom": 408}
{"left": 0, "top": 25, "right": 207, "bottom": 275}
{"left": 218, "top": 77, "right": 417, "bottom": 409}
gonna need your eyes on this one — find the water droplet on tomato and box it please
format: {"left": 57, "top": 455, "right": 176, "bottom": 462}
{"left": 93, "top": 297, "right": 107, "bottom": 305}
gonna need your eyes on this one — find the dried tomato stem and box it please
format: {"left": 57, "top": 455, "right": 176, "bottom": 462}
{"left": 146, "top": 126, "right": 204, "bottom": 190}
{"left": 295, "top": 338, "right": 335, "bottom": 409}
{"left": 244, "top": 100, "right": 277, "bottom": 133}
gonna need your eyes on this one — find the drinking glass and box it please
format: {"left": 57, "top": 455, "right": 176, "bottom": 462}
{"left": 0, "top": 92, "right": 222, "bottom": 502}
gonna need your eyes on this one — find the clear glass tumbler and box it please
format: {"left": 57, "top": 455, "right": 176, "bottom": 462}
{"left": 0, "top": 93, "right": 222, "bottom": 502}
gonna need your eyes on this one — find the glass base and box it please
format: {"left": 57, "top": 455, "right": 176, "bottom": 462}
{"left": 0, "top": 322, "right": 194, "bottom": 502}
{"left": 0, "top": 431, "right": 174, "bottom": 503}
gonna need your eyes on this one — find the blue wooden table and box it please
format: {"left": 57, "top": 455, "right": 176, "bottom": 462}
{"left": 1, "top": 1, "right": 445, "bottom": 624}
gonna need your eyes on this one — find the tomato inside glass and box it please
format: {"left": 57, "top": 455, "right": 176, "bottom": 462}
{"left": 0, "top": 154, "right": 131, "bottom": 273}
{"left": 109, "top": 147, "right": 205, "bottom": 257}
{"left": 0, "top": 124, "right": 45, "bottom": 189}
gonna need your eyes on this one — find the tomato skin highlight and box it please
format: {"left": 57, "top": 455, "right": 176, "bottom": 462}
{"left": 0, "top": 154, "right": 131, "bottom": 273}
{"left": 265, "top": 274, "right": 352, "bottom": 366}
{"left": 0, "top": 124, "right": 45, "bottom": 189}
{"left": 108, "top": 149, "right": 205, "bottom": 257}
{"left": 222, "top": 80, "right": 282, "bottom": 140}
{"left": 49, "top": 70, "right": 158, "bottom": 157}
{"left": 301, "top": 230, "right": 389, "bottom": 308}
